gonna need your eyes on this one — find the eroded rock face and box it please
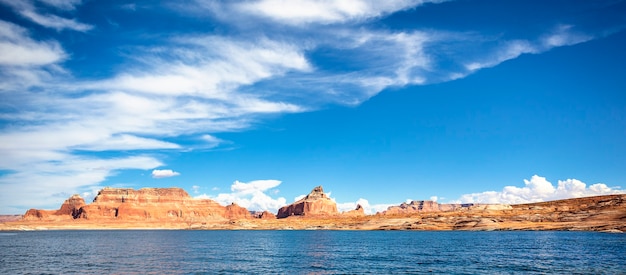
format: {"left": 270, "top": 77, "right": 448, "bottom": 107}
{"left": 23, "top": 194, "right": 86, "bottom": 221}
{"left": 255, "top": 211, "right": 277, "bottom": 219}
{"left": 25, "top": 187, "right": 248, "bottom": 222}
{"left": 23, "top": 209, "right": 54, "bottom": 220}
{"left": 225, "top": 203, "right": 252, "bottom": 219}
{"left": 276, "top": 186, "right": 339, "bottom": 218}
{"left": 56, "top": 194, "right": 86, "bottom": 218}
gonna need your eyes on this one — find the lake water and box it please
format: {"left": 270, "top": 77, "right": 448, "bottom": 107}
{"left": 0, "top": 230, "right": 624, "bottom": 274}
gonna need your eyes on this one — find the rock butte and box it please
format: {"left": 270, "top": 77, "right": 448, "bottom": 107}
{"left": 1, "top": 186, "right": 625, "bottom": 232}
{"left": 277, "top": 186, "right": 340, "bottom": 218}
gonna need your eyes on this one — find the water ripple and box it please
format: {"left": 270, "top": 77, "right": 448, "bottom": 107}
{"left": 0, "top": 230, "right": 624, "bottom": 274}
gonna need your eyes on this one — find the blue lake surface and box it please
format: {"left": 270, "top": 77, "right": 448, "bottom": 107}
{"left": 0, "top": 230, "right": 624, "bottom": 274}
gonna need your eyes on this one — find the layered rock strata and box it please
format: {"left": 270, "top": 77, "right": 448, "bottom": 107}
{"left": 24, "top": 187, "right": 251, "bottom": 222}
{"left": 23, "top": 194, "right": 86, "bottom": 221}
{"left": 277, "top": 186, "right": 339, "bottom": 218}
{"left": 6, "top": 186, "right": 625, "bottom": 232}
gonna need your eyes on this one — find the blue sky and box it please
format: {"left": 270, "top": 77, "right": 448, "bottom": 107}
{"left": 1, "top": 0, "right": 625, "bottom": 214}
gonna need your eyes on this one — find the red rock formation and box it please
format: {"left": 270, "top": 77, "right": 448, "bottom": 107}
{"left": 56, "top": 194, "right": 86, "bottom": 217}
{"left": 25, "top": 187, "right": 250, "bottom": 222}
{"left": 23, "top": 194, "right": 86, "bottom": 221}
{"left": 277, "top": 186, "right": 339, "bottom": 218}
{"left": 23, "top": 209, "right": 54, "bottom": 220}
{"left": 6, "top": 190, "right": 625, "bottom": 232}
{"left": 255, "top": 211, "right": 277, "bottom": 219}
{"left": 343, "top": 204, "right": 366, "bottom": 217}
{"left": 225, "top": 203, "right": 252, "bottom": 219}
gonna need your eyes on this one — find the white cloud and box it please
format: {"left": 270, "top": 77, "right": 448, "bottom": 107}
{"left": 195, "top": 180, "right": 287, "bottom": 213}
{"left": 231, "top": 179, "right": 281, "bottom": 194}
{"left": 0, "top": 0, "right": 92, "bottom": 32}
{"left": 200, "top": 135, "right": 224, "bottom": 149}
{"left": 456, "top": 175, "right": 625, "bottom": 204}
{"left": 0, "top": 1, "right": 612, "bottom": 215}
{"left": 101, "top": 36, "right": 310, "bottom": 97}
{"left": 0, "top": 19, "right": 68, "bottom": 94}
{"left": 151, "top": 169, "right": 181, "bottom": 179}
{"left": 293, "top": 194, "right": 306, "bottom": 202}
{"left": 0, "top": 155, "right": 162, "bottom": 213}
{"left": 336, "top": 198, "right": 393, "bottom": 215}
{"left": 192, "top": 185, "right": 200, "bottom": 194}
{"left": 465, "top": 40, "right": 537, "bottom": 71}
{"left": 233, "top": 0, "right": 440, "bottom": 25}
{"left": 38, "top": 0, "right": 82, "bottom": 10}
{"left": 20, "top": 10, "right": 93, "bottom": 32}
{"left": 541, "top": 24, "right": 592, "bottom": 48}
{"left": 74, "top": 134, "right": 182, "bottom": 151}
{"left": 0, "top": 20, "right": 66, "bottom": 66}
{"left": 464, "top": 25, "right": 592, "bottom": 72}
{"left": 0, "top": 32, "right": 311, "bottom": 213}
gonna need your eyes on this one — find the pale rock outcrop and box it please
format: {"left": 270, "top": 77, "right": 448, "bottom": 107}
{"left": 277, "top": 186, "right": 339, "bottom": 218}
{"left": 381, "top": 200, "right": 511, "bottom": 215}
{"left": 343, "top": 204, "right": 366, "bottom": 217}
{"left": 381, "top": 200, "right": 464, "bottom": 215}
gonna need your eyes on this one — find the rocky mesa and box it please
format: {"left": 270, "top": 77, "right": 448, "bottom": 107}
{"left": 2, "top": 185, "right": 625, "bottom": 232}
{"left": 23, "top": 187, "right": 250, "bottom": 223}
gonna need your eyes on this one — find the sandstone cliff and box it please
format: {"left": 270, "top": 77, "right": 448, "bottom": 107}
{"left": 57, "top": 194, "right": 86, "bottom": 217}
{"left": 277, "top": 186, "right": 339, "bottom": 218}
{"left": 24, "top": 187, "right": 251, "bottom": 222}
{"left": 23, "top": 194, "right": 86, "bottom": 221}
{"left": 5, "top": 186, "right": 625, "bottom": 232}
{"left": 253, "top": 211, "right": 277, "bottom": 219}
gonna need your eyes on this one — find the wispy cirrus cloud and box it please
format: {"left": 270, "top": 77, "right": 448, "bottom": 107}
{"left": 0, "top": 20, "right": 66, "bottom": 67}
{"left": 0, "top": 0, "right": 621, "bottom": 214}
{"left": 38, "top": 0, "right": 82, "bottom": 11}
{"left": 0, "top": 0, "right": 92, "bottom": 32}
{"left": 0, "top": 19, "right": 66, "bottom": 92}
{"left": 231, "top": 0, "right": 442, "bottom": 25}
{"left": 464, "top": 25, "right": 592, "bottom": 71}
{"left": 20, "top": 9, "right": 92, "bottom": 32}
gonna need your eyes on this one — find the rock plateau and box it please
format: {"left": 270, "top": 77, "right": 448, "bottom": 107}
{"left": 23, "top": 187, "right": 250, "bottom": 223}
{"left": 2, "top": 186, "right": 625, "bottom": 232}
